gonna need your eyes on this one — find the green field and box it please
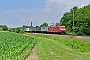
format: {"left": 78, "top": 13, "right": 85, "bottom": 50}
{"left": 0, "top": 32, "right": 90, "bottom": 60}
{"left": 27, "top": 33, "right": 90, "bottom": 60}
{"left": 0, "top": 32, "right": 35, "bottom": 60}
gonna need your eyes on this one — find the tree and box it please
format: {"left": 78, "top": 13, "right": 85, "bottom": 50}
{"left": 55, "top": 22, "right": 60, "bottom": 26}
{"left": 15, "top": 27, "right": 21, "bottom": 33}
{"left": 34, "top": 25, "right": 40, "bottom": 28}
{"left": 0, "top": 25, "right": 8, "bottom": 31}
{"left": 60, "top": 5, "right": 90, "bottom": 35}
{"left": 14, "top": 27, "right": 24, "bottom": 33}
{"left": 22, "top": 25, "right": 33, "bottom": 28}
{"left": 40, "top": 22, "right": 48, "bottom": 27}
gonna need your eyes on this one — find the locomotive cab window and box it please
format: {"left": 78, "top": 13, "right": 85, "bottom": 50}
{"left": 60, "top": 26, "right": 65, "bottom": 29}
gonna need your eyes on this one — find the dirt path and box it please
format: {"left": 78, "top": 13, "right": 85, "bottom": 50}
{"left": 25, "top": 46, "right": 39, "bottom": 60}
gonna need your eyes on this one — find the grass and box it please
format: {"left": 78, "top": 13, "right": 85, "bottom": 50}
{"left": 26, "top": 33, "right": 90, "bottom": 60}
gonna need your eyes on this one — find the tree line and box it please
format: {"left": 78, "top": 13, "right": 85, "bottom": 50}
{"left": 60, "top": 4, "right": 90, "bottom": 35}
{"left": 0, "top": 25, "right": 8, "bottom": 31}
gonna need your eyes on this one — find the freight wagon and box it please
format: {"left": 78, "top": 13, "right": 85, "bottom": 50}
{"left": 24, "top": 25, "right": 66, "bottom": 34}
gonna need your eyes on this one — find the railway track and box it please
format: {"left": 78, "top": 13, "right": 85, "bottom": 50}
{"left": 28, "top": 33, "right": 90, "bottom": 39}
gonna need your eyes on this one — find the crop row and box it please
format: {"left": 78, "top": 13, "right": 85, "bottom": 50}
{"left": 0, "top": 32, "right": 35, "bottom": 60}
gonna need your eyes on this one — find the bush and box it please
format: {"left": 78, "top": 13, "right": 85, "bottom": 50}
{"left": 15, "top": 27, "right": 24, "bottom": 33}
{"left": 0, "top": 25, "right": 8, "bottom": 31}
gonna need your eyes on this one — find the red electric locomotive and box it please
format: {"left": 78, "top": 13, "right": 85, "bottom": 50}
{"left": 48, "top": 26, "right": 66, "bottom": 34}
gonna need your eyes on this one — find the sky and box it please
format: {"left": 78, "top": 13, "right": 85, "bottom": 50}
{"left": 0, "top": 0, "right": 90, "bottom": 27}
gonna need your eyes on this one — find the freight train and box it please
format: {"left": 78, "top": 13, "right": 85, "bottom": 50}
{"left": 23, "top": 25, "right": 66, "bottom": 34}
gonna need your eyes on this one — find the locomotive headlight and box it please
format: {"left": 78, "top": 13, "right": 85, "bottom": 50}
{"left": 60, "top": 29, "right": 65, "bottom": 30}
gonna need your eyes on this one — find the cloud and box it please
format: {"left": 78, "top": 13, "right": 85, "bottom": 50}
{"left": 43, "top": 0, "right": 90, "bottom": 23}
{"left": 1, "top": 0, "right": 90, "bottom": 27}
{"left": 45, "top": 0, "right": 90, "bottom": 11}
